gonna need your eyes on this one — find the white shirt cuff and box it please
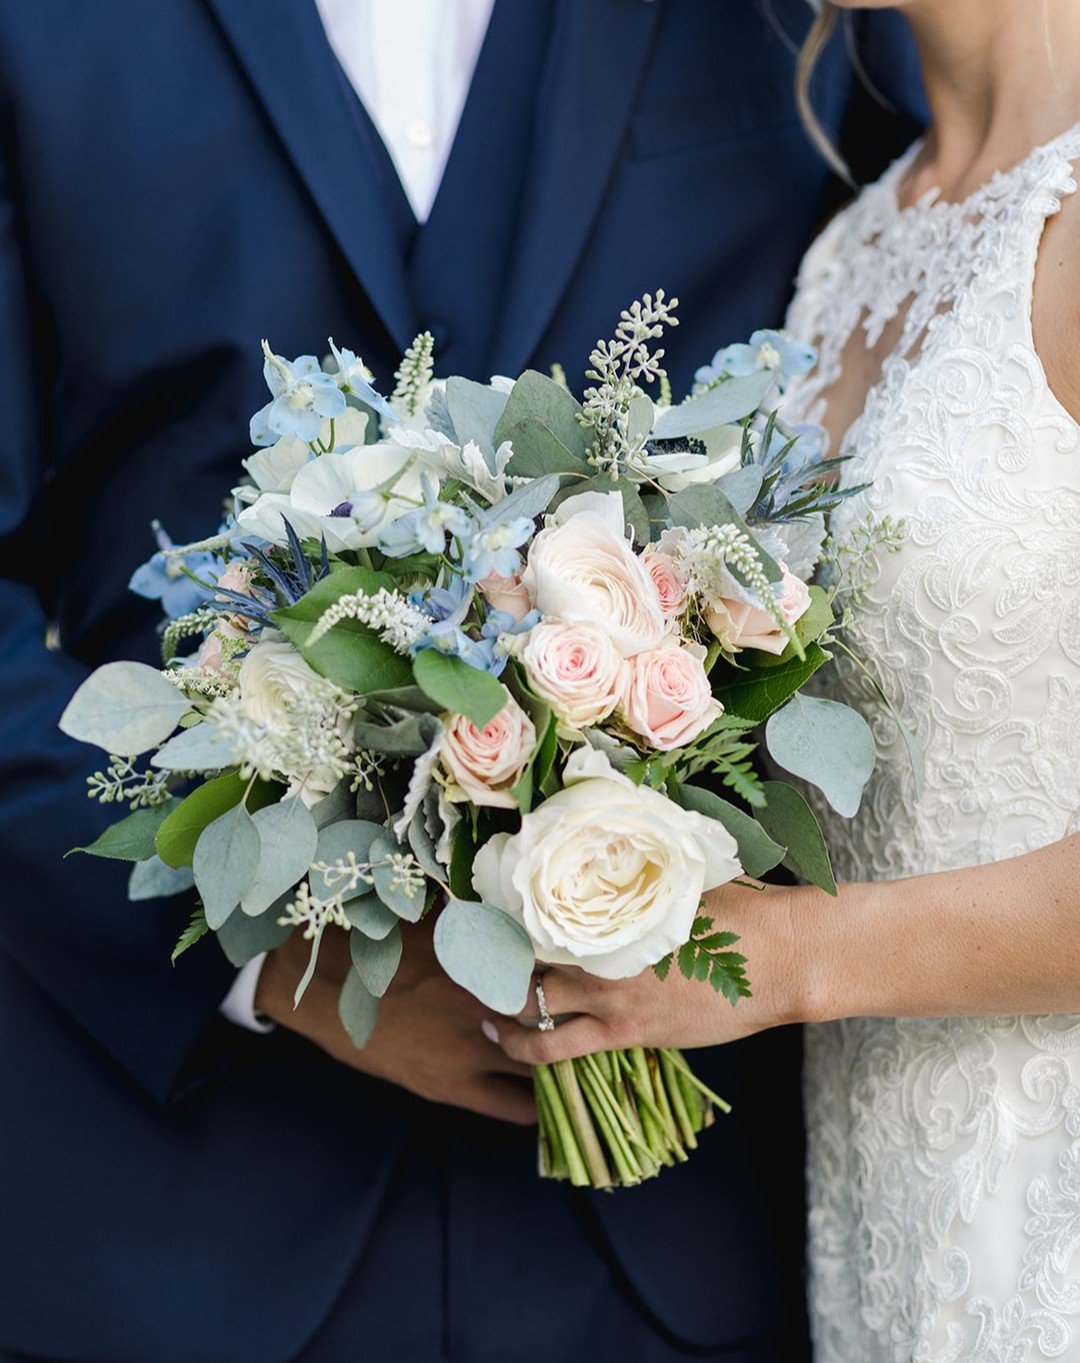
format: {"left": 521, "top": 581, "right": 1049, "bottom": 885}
{"left": 220, "top": 953, "right": 275, "bottom": 1033}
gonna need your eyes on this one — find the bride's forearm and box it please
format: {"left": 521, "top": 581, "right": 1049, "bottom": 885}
{"left": 787, "top": 834, "right": 1080, "bottom": 1025}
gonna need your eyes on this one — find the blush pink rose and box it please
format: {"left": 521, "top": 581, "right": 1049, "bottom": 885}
{"left": 477, "top": 570, "right": 533, "bottom": 623}
{"left": 621, "top": 641, "right": 723, "bottom": 752}
{"left": 705, "top": 561, "right": 812, "bottom": 656}
{"left": 197, "top": 619, "right": 247, "bottom": 675}
{"left": 440, "top": 689, "right": 536, "bottom": 808}
{"left": 640, "top": 546, "right": 688, "bottom": 625}
{"left": 521, "top": 619, "right": 627, "bottom": 729}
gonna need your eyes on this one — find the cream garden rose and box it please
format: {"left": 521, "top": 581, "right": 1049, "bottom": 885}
{"left": 521, "top": 619, "right": 626, "bottom": 729}
{"left": 622, "top": 640, "right": 722, "bottom": 751}
{"left": 705, "top": 561, "right": 812, "bottom": 655}
{"left": 472, "top": 747, "right": 742, "bottom": 978}
{"left": 520, "top": 491, "right": 667, "bottom": 657}
{"left": 440, "top": 689, "right": 535, "bottom": 809}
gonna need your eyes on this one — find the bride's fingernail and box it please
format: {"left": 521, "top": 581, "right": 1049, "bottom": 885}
{"left": 481, "top": 1019, "right": 500, "bottom": 1044}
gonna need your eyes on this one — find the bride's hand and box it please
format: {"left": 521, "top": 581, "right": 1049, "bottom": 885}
{"left": 491, "top": 881, "right": 806, "bottom": 1066}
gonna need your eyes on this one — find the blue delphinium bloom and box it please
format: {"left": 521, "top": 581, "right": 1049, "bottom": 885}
{"left": 328, "top": 338, "right": 397, "bottom": 423}
{"left": 378, "top": 475, "right": 471, "bottom": 557}
{"left": 695, "top": 330, "right": 817, "bottom": 393}
{"left": 480, "top": 606, "right": 540, "bottom": 676}
{"left": 129, "top": 521, "right": 221, "bottom": 619}
{"left": 461, "top": 515, "right": 534, "bottom": 582}
{"left": 250, "top": 341, "right": 347, "bottom": 446}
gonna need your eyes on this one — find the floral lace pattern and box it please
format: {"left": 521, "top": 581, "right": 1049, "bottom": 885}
{"left": 783, "top": 125, "right": 1080, "bottom": 1362}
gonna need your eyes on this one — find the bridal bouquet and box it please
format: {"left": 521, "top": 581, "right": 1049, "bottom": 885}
{"left": 61, "top": 294, "right": 885, "bottom": 1189}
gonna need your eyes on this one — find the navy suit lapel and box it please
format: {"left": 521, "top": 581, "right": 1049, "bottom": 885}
{"left": 201, "top": 0, "right": 418, "bottom": 352}
{"left": 493, "top": 0, "right": 664, "bottom": 376}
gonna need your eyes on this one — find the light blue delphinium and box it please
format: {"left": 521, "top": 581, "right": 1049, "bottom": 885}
{"left": 328, "top": 339, "right": 397, "bottom": 423}
{"left": 480, "top": 607, "right": 540, "bottom": 676}
{"left": 695, "top": 330, "right": 816, "bottom": 393}
{"left": 377, "top": 475, "right": 471, "bottom": 558}
{"left": 129, "top": 521, "right": 222, "bottom": 619}
{"left": 250, "top": 341, "right": 347, "bottom": 446}
{"left": 460, "top": 515, "right": 534, "bottom": 583}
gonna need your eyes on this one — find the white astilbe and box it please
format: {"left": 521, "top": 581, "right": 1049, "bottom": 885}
{"left": 205, "top": 683, "right": 358, "bottom": 789}
{"left": 87, "top": 756, "right": 171, "bottom": 810}
{"left": 391, "top": 331, "right": 436, "bottom": 419}
{"left": 672, "top": 524, "right": 795, "bottom": 641}
{"left": 307, "top": 588, "right": 429, "bottom": 652}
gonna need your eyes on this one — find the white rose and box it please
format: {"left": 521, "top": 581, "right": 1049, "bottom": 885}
{"left": 440, "top": 689, "right": 536, "bottom": 809}
{"left": 521, "top": 491, "right": 667, "bottom": 657}
{"left": 521, "top": 619, "right": 627, "bottom": 729}
{"left": 472, "top": 747, "right": 742, "bottom": 978}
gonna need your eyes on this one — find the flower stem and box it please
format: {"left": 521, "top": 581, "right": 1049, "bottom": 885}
{"left": 533, "top": 1064, "right": 589, "bottom": 1186}
{"left": 553, "top": 1059, "right": 613, "bottom": 1189}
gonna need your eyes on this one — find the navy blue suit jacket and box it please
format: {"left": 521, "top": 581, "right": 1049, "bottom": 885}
{"left": 0, "top": 3, "right": 922, "bottom": 1359}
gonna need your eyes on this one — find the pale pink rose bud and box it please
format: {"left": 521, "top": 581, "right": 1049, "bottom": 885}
{"left": 621, "top": 640, "right": 723, "bottom": 752}
{"left": 440, "top": 689, "right": 536, "bottom": 808}
{"left": 705, "top": 562, "right": 812, "bottom": 656}
{"left": 215, "top": 560, "right": 254, "bottom": 597}
{"left": 640, "top": 546, "right": 688, "bottom": 625}
{"left": 197, "top": 619, "right": 246, "bottom": 675}
{"left": 477, "top": 570, "right": 533, "bottom": 623}
{"left": 522, "top": 619, "right": 627, "bottom": 729}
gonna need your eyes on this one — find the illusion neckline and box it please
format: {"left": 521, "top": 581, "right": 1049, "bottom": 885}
{"left": 884, "top": 117, "right": 1080, "bottom": 221}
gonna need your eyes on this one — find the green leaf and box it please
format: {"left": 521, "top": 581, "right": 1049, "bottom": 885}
{"left": 343, "top": 894, "right": 399, "bottom": 940}
{"left": 716, "top": 465, "right": 764, "bottom": 515}
{"left": 412, "top": 651, "right": 506, "bottom": 728}
{"left": 155, "top": 772, "right": 277, "bottom": 868}
{"left": 756, "top": 780, "right": 837, "bottom": 896}
{"left": 274, "top": 566, "right": 412, "bottom": 695}
{"left": 151, "top": 723, "right": 239, "bottom": 771}
{"left": 652, "top": 371, "right": 773, "bottom": 439}
{"left": 193, "top": 803, "right": 261, "bottom": 929}
{"left": 241, "top": 798, "right": 319, "bottom": 917}
{"left": 353, "top": 711, "right": 440, "bottom": 757}
{"left": 765, "top": 694, "right": 876, "bottom": 818}
{"left": 507, "top": 685, "right": 554, "bottom": 812}
{"left": 172, "top": 905, "right": 209, "bottom": 963}
{"left": 714, "top": 642, "right": 829, "bottom": 726}
{"left": 338, "top": 968, "right": 380, "bottom": 1048}
{"left": 744, "top": 585, "right": 834, "bottom": 669}
{"left": 433, "top": 897, "right": 536, "bottom": 1014}
{"left": 70, "top": 799, "right": 180, "bottom": 862}
{"left": 59, "top": 661, "right": 191, "bottom": 757}
{"left": 448, "top": 819, "right": 479, "bottom": 900}
{"left": 500, "top": 419, "right": 586, "bottom": 478}
{"left": 309, "top": 820, "right": 382, "bottom": 900}
{"left": 445, "top": 376, "right": 508, "bottom": 458}
{"left": 494, "top": 369, "right": 589, "bottom": 462}
{"left": 676, "top": 784, "right": 785, "bottom": 878}
{"left": 217, "top": 902, "right": 292, "bottom": 967}
{"left": 128, "top": 855, "right": 194, "bottom": 901}
{"left": 369, "top": 831, "right": 425, "bottom": 921}
{"left": 350, "top": 921, "right": 402, "bottom": 997}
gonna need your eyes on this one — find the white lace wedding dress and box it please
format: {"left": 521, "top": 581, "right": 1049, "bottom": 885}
{"left": 782, "top": 124, "right": 1080, "bottom": 1362}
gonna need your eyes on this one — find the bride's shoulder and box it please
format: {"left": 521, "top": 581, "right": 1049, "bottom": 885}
{"left": 1032, "top": 179, "right": 1080, "bottom": 424}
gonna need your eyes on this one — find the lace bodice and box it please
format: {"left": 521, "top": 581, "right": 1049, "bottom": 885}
{"left": 783, "top": 125, "right": 1080, "bottom": 1363}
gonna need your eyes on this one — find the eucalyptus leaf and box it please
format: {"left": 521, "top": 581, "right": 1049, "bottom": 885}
{"left": 716, "top": 464, "right": 765, "bottom": 515}
{"left": 343, "top": 893, "right": 399, "bottom": 940}
{"left": 369, "top": 832, "right": 425, "bottom": 921}
{"left": 757, "top": 780, "right": 837, "bottom": 895}
{"left": 433, "top": 897, "right": 535, "bottom": 1014}
{"left": 445, "top": 376, "right": 508, "bottom": 459}
{"left": 59, "top": 661, "right": 191, "bottom": 757}
{"left": 676, "top": 784, "right": 785, "bottom": 879}
{"left": 128, "top": 855, "right": 195, "bottom": 901}
{"left": 765, "top": 695, "right": 876, "bottom": 818}
{"left": 500, "top": 419, "right": 586, "bottom": 478}
{"left": 217, "top": 901, "right": 292, "bottom": 967}
{"left": 412, "top": 650, "right": 506, "bottom": 728}
{"left": 310, "top": 782, "right": 355, "bottom": 830}
{"left": 666, "top": 484, "right": 782, "bottom": 583}
{"left": 241, "top": 798, "right": 319, "bottom": 916}
{"left": 354, "top": 711, "right": 440, "bottom": 757}
{"left": 152, "top": 722, "right": 239, "bottom": 772}
{"left": 350, "top": 922, "right": 402, "bottom": 998}
{"left": 309, "top": 820, "right": 383, "bottom": 901}
{"left": 193, "top": 803, "right": 261, "bottom": 929}
{"left": 481, "top": 472, "right": 560, "bottom": 526}
{"left": 494, "top": 369, "right": 588, "bottom": 461}
{"left": 155, "top": 772, "right": 278, "bottom": 868}
{"left": 70, "top": 800, "right": 179, "bottom": 862}
{"left": 407, "top": 811, "right": 445, "bottom": 880}
{"left": 653, "top": 371, "right": 772, "bottom": 439}
{"left": 338, "top": 968, "right": 380, "bottom": 1048}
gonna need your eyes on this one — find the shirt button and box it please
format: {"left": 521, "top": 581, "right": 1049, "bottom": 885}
{"left": 406, "top": 119, "right": 435, "bottom": 150}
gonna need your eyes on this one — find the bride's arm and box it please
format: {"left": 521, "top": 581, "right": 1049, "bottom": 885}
{"left": 493, "top": 833, "right": 1080, "bottom": 1064}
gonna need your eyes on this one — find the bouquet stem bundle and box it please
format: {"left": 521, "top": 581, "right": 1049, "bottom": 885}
{"left": 533, "top": 1048, "right": 729, "bottom": 1189}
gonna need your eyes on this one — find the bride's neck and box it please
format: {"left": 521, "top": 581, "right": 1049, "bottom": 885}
{"left": 904, "top": 0, "right": 1080, "bottom": 196}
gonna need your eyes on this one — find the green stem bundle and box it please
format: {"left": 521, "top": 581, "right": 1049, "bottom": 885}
{"left": 533, "top": 1047, "right": 725, "bottom": 1190}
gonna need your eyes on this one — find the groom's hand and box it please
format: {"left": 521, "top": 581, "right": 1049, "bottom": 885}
{"left": 256, "top": 920, "right": 536, "bottom": 1126}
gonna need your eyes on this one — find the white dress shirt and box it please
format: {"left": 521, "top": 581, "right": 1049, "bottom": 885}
{"left": 221, "top": 0, "right": 495, "bottom": 1033}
